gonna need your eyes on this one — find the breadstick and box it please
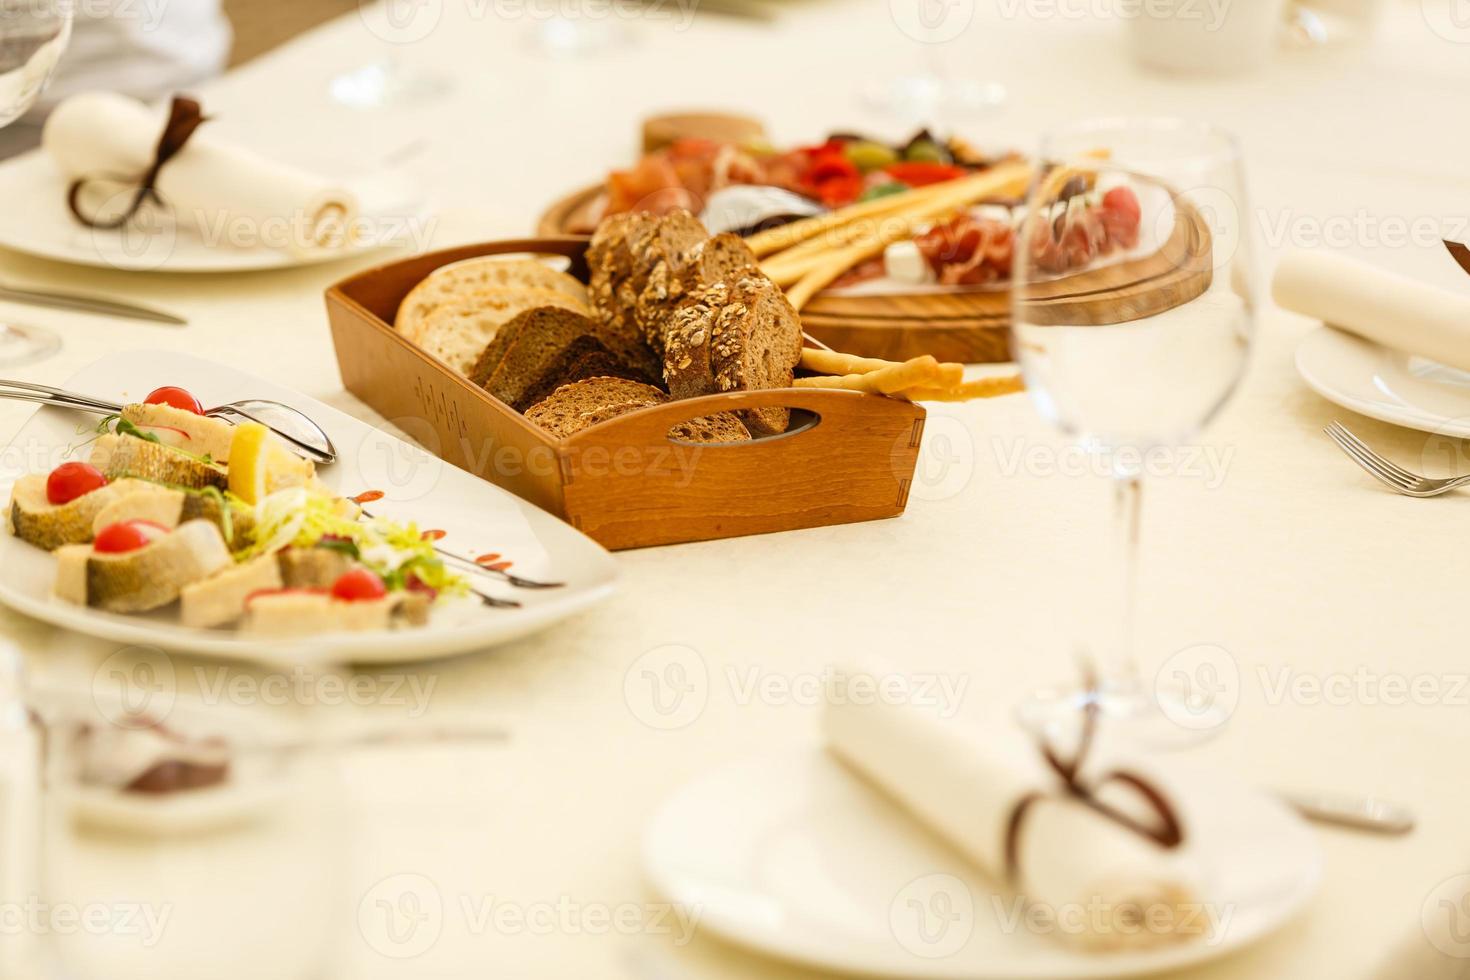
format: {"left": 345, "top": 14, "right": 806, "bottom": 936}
{"left": 794, "top": 373, "right": 883, "bottom": 393}
{"left": 784, "top": 162, "right": 1033, "bottom": 310}
{"left": 745, "top": 180, "right": 959, "bottom": 258}
{"left": 903, "top": 375, "right": 1025, "bottom": 401}
{"left": 794, "top": 356, "right": 945, "bottom": 395}
{"left": 799, "top": 348, "right": 901, "bottom": 376}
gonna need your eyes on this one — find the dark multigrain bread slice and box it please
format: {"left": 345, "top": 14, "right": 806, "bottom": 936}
{"left": 663, "top": 273, "right": 804, "bottom": 437}
{"left": 668, "top": 412, "right": 751, "bottom": 444}
{"left": 636, "top": 232, "right": 759, "bottom": 355}
{"left": 524, "top": 377, "right": 668, "bottom": 439}
{"left": 476, "top": 308, "right": 635, "bottom": 409}
{"left": 511, "top": 335, "right": 648, "bottom": 412}
{"left": 615, "top": 211, "right": 706, "bottom": 370}
{"left": 524, "top": 377, "right": 751, "bottom": 443}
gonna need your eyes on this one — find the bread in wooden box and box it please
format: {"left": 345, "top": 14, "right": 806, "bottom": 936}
{"left": 324, "top": 235, "right": 927, "bottom": 550}
{"left": 663, "top": 273, "right": 803, "bottom": 437}
{"left": 523, "top": 377, "right": 750, "bottom": 443}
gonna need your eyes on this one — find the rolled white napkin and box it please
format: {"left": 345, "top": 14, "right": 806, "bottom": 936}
{"left": 1272, "top": 250, "right": 1470, "bottom": 372}
{"left": 41, "top": 91, "right": 358, "bottom": 254}
{"left": 823, "top": 663, "right": 1206, "bottom": 950}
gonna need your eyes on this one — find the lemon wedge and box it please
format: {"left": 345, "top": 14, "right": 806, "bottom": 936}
{"left": 227, "top": 422, "right": 273, "bottom": 505}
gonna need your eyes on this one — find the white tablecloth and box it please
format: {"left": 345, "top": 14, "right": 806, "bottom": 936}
{"left": 2, "top": 1, "right": 1468, "bottom": 977}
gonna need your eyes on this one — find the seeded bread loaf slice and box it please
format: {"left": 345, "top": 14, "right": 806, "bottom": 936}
{"left": 586, "top": 212, "right": 657, "bottom": 369}
{"left": 524, "top": 377, "right": 751, "bottom": 443}
{"left": 587, "top": 211, "right": 706, "bottom": 379}
{"left": 411, "top": 288, "right": 587, "bottom": 375}
{"left": 664, "top": 273, "right": 803, "bottom": 436}
{"left": 396, "top": 257, "right": 588, "bottom": 337}
{"left": 636, "top": 232, "right": 759, "bottom": 355}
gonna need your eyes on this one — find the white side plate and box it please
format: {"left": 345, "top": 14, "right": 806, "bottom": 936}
{"left": 0, "top": 349, "right": 618, "bottom": 663}
{"left": 644, "top": 748, "right": 1321, "bottom": 980}
{"left": 1296, "top": 326, "right": 1470, "bottom": 438}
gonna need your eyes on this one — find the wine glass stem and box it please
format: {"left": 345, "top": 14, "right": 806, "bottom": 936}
{"left": 1111, "top": 472, "right": 1144, "bottom": 694}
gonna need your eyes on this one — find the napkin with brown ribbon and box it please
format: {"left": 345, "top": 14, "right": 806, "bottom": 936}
{"left": 41, "top": 91, "right": 358, "bottom": 255}
{"left": 823, "top": 662, "right": 1207, "bottom": 951}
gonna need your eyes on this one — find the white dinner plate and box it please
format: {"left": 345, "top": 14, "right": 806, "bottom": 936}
{"left": 0, "top": 349, "right": 618, "bottom": 663}
{"left": 644, "top": 748, "right": 1321, "bottom": 980}
{"left": 0, "top": 151, "right": 430, "bottom": 273}
{"left": 1295, "top": 326, "right": 1470, "bottom": 438}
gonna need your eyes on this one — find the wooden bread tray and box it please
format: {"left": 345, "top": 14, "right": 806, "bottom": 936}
{"left": 324, "top": 238, "right": 926, "bottom": 551}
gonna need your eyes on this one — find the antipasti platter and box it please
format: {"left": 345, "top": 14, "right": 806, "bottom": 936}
{"left": 538, "top": 114, "right": 1213, "bottom": 361}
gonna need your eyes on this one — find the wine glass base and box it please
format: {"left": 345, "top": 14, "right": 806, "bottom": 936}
{"left": 0, "top": 323, "right": 61, "bottom": 368}
{"left": 1016, "top": 677, "right": 1229, "bottom": 751}
{"left": 861, "top": 73, "right": 1006, "bottom": 123}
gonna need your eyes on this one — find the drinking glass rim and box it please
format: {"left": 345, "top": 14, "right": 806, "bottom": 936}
{"left": 1038, "top": 116, "right": 1243, "bottom": 171}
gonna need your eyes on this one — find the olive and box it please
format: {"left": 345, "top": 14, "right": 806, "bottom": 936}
{"left": 904, "top": 139, "right": 951, "bottom": 163}
{"left": 844, "top": 141, "right": 899, "bottom": 173}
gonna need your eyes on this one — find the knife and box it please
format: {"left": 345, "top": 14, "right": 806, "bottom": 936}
{"left": 0, "top": 283, "right": 187, "bottom": 326}
{"left": 1278, "top": 790, "right": 1416, "bottom": 835}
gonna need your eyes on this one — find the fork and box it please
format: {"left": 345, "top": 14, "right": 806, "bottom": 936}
{"left": 0, "top": 379, "right": 337, "bottom": 464}
{"left": 1323, "top": 421, "right": 1470, "bottom": 497}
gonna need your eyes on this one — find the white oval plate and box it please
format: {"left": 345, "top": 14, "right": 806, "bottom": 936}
{"left": 1295, "top": 327, "right": 1470, "bottom": 438}
{"left": 644, "top": 748, "right": 1320, "bottom": 980}
{"left": 0, "top": 349, "right": 618, "bottom": 664}
{"left": 0, "top": 152, "right": 430, "bottom": 273}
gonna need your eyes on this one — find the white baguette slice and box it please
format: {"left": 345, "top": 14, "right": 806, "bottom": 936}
{"left": 395, "top": 257, "right": 589, "bottom": 336}
{"left": 409, "top": 288, "right": 588, "bottom": 376}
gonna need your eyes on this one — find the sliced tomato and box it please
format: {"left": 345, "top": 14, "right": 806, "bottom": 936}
{"left": 807, "top": 153, "right": 860, "bottom": 186}
{"left": 144, "top": 386, "right": 204, "bottom": 414}
{"left": 815, "top": 174, "right": 864, "bottom": 208}
{"left": 1102, "top": 186, "right": 1141, "bottom": 224}
{"left": 94, "top": 520, "right": 169, "bottom": 554}
{"left": 46, "top": 461, "right": 107, "bottom": 505}
{"left": 882, "top": 161, "right": 967, "bottom": 188}
{"left": 331, "top": 567, "right": 387, "bottom": 602}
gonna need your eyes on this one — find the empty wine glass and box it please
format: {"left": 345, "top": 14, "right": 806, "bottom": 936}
{"left": 0, "top": 0, "right": 72, "bottom": 367}
{"left": 863, "top": 0, "right": 1005, "bottom": 125}
{"left": 1009, "top": 118, "right": 1254, "bottom": 743}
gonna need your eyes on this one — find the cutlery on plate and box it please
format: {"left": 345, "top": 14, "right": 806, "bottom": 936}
{"left": 353, "top": 505, "right": 564, "bottom": 591}
{"left": 433, "top": 545, "right": 564, "bottom": 590}
{"left": 0, "top": 379, "right": 337, "bottom": 464}
{"left": 1324, "top": 420, "right": 1470, "bottom": 497}
{"left": 0, "top": 281, "right": 186, "bottom": 325}
{"left": 1278, "top": 790, "right": 1416, "bottom": 835}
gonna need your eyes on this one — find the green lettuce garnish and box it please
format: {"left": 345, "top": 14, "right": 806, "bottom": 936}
{"left": 235, "top": 489, "right": 468, "bottom": 598}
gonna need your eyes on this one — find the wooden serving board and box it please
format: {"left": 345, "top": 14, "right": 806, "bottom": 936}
{"left": 537, "top": 185, "right": 1213, "bottom": 363}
